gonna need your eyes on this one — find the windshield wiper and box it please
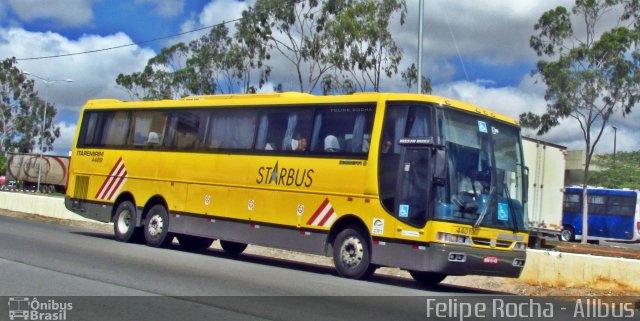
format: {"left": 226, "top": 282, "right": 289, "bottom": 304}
{"left": 473, "top": 184, "right": 495, "bottom": 228}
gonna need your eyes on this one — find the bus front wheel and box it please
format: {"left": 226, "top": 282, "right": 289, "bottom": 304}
{"left": 220, "top": 240, "right": 248, "bottom": 255}
{"left": 113, "top": 200, "right": 143, "bottom": 243}
{"left": 144, "top": 204, "right": 174, "bottom": 248}
{"left": 332, "top": 228, "right": 374, "bottom": 279}
{"left": 559, "top": 226, "right": 575, "bottom": 242}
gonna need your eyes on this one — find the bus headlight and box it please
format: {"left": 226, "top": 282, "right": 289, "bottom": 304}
{"left": 436, "top": 232, "right": 471, "bottom": 246}
{"left": 513, "top": 242, "right": 527, "bottom": 251}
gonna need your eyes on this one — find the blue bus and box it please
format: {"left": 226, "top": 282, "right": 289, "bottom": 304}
{"left": 561, "top": 187, "right": 640, "bottom": 242}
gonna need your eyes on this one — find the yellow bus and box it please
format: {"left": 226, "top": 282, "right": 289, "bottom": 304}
{"left": 65, "top": 92, "right": 529, "bottom": 284}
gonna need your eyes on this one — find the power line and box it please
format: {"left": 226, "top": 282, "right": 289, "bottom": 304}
{"left": 16, "top": 18, "right": 242, "bottom": 61}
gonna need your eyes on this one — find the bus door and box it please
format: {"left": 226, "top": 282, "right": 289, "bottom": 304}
{"left": 394, "top": 137, "right": 445, "bottom": 230}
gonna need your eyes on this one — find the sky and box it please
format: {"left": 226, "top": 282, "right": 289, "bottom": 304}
{"left": 0, "top": 0, "right": 636, "bottom": 156}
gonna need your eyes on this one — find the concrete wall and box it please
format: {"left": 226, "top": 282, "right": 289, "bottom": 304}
{"left": 520, "top": 249, "right": 640, "bottom": 291}
{"left": 0, "top": 192, "right": 94, "bottom": 222}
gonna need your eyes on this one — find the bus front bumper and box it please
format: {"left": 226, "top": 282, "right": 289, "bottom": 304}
{"left": 426, "top": 243, "right": 525, "bottom": 278}
{"left": 372, "top": 242, "right": 526, "bottom": 278}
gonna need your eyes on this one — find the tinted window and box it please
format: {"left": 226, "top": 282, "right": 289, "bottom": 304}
{"left": 78, "top": 111, "right": 130, "bottom": 147}
{"left": 165, "top": 110, "right": 208, "bottom": 150}
{"left": 78, "top": 104, "right": 374, "bottom": 158}
{"left": 206, "top": 109, "right": 258, "bottom": 150}
{"left": 256, "top": 109, "right": 313, "bottom": 152}
{"left": 131, "top": 111, "right": 168, "bottom": 147}
{"left": 310, "top": 105, "right": 375, "bottom": 155}
{"left": 378, "top": 103, "right": 433, "bottom": 215}
{"left": 563, "top": 193, "right": 581, "bottom": 213}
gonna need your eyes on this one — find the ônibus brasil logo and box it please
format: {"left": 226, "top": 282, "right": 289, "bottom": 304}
{"left": 8, "top": 297, "right": 73, "bottom": 321}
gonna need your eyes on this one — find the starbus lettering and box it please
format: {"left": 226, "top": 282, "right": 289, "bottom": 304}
{"left": 256, "top": 161, "right": 314, "bottom": 187}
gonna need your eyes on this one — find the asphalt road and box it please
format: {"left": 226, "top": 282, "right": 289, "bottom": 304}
{"left": 1, "top": 215, "right": 632, "bottom": 321}
{"left": 0, "top": 215, "right": 507, "bottom": 321}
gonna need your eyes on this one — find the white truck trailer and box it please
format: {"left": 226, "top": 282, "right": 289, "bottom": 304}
{"left": 523, "top": 137, "right": 566, "bottom": 244}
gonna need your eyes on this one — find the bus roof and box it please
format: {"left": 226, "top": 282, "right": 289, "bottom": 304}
{"left": 83, "top": 92, "right": 519, "bottom": 125}
{"left": 565, "top": 187, "right": 638, "bottom": 196}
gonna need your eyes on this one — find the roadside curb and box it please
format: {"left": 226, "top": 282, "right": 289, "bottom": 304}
{"left": 0, "top": 191, "right": 94, "bottom": 222}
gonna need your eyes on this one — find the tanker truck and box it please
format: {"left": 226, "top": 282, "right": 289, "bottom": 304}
{"left": 3, "top": 153, "right": 69, "bottom": 193}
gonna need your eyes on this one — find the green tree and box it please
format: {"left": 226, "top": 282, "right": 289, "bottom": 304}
{"left": 325, "top": 0, "right": 407, "bottom": 92}
{"left": 117, "top": 22, "right": 270, "bottom": 99}
{"left": 0, "top": 57, "right": 59, "bottom": 154}
{"left": 116, "top": 43, "right": 190, "bottom": 100}
{"left": 240, "top": 0, "right": 336, "bottom": 93}
{"left": 0, "top": 153, "right": 6, "bottom": 174}
{"left": 520, "top": 0, "right": 640, "bottom": 244}
{"left": 589, "top": 151, "right": 640, "bottom": 189}
{"left": 401, "top": 63, "right": 432, "bottom": 94}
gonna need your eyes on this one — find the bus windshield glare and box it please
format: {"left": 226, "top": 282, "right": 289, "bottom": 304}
{"left": 435, "top": 109, "right": 529, "bottom": 232}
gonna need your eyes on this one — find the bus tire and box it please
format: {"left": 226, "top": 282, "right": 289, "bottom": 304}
{"left": 559, "top": 226, "right": 575, "bottom": 242}
{"left": 409, "top": 271, "right": 446, "bottom": 286}
{"left": 113, "top": 200, "right": 143, "bottom": 243}
{"left": 177, "top": 235, "right": 214, "bottom": 250}
{"left": 220, "top": 240, "right": 248, "bottom": 255}
{"left": 332, "top": 228, "right": 372, "bottom": 279}
{"left": 144, "top": 204, "right": 174, "bottom": 248}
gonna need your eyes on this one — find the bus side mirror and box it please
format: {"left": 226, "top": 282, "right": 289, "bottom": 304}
{"left": 433, "top": 148, "right": 447, "bottom": 186}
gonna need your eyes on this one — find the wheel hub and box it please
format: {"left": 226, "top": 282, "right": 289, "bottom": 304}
{"left": 340, "top": 236, "right": 364, "bottom": 268}
{"left": 148, "top": 215, "right": 164, "bottom": 237}
{"left": 116, "top": 210, "right": 131, "bottom": 234}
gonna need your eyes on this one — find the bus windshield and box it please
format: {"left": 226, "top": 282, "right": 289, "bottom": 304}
{"left": 435, "top": 108, "right": 529, "bottom": 232}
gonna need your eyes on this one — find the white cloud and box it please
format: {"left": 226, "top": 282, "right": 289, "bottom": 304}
{"left": 52, "top": 121, "right": 77, "bottom": 155}
{"left": 134, "top": 0, "right": 184, "bottom": 18}
{"left": 1, "top": 27, "right": 156, "bottom": 153}
{"left": 431, "top": 78, "right": 640, "bottom": 154}
{"left": 396, "top": 0, "right": 575, "bottom": 66}
{"left": 2, "top": 28, "right": 156, "bottom": 110}
{"left": 197, "top": 0, "right": 251, "bottom": 27}
{"left": 7, "top": 0, "right": 95, "bottom": 27}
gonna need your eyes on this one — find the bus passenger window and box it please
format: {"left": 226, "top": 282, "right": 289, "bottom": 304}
{"left": 132, "top": 111, "right": 168, "bottom": 148}
{"left": 78, "top": 111, "right": 131, "bottom": 147}
{"left": 255, "top": 109, "right": 313, "bottom": 153}
{"left": 309, "top": 104, "right": 374, "bottom": 156}
{"left": 207, "top": 109, "right": 257, "bottom": 150}
{"left": 164, "top": 110, "right": 207, "bottom": 150}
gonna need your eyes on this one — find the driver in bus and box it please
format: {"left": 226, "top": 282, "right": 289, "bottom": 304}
{"left": 459, "top": 168, "right": 484, "bottom": 197}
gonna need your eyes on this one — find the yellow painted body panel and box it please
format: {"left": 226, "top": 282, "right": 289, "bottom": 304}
{"left": 67, "top": 92, "right": 526, "bottom": 246}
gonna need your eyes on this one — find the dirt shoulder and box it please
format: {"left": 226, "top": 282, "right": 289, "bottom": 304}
{"left": 543, "top": 241, "right": 640, "bottom": 260}
{"left": 2, "top": 208, "right": 639, "bottom": 296}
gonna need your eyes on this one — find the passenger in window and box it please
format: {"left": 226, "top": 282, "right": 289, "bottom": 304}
{"left": 296, "top": 136, "right": 308, "bottom": 151}
{"left": 324, "top": 135, "right": 341, "bottom": 152}
{"left": 381, "top": 136, "right": 392, "bottom": 154}
{"left": 147, "top": 132, "right": 160, "bottom": 145}
{"left": 459, "top": 168, "right": 484, "bottom": 197}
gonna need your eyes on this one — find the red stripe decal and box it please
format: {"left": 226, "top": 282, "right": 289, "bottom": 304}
{"left": 306, "top": 198, "right": 330, "bottom": 225}
{"left": 95, "top": 158, "right": 123, "bottom": 198}
{"left": 317, "top": 207, "right": 335, "bottom": 227}
{"left": 105, "top": 170, "right": 127, "bottom": 200}
{"left": 102, "top": 165, "right": 125, "bottom": 199}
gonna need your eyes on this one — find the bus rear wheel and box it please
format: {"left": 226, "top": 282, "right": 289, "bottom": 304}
{"left": 332, "top": 228, "right": 373, "bottom": 279}
{"left": 113, "top": 200, "right": 143, "bottom": 243}
{"left": 220, "top": 240, "right": 248, "bottom": 255}
{"left": 177, "top": 235, "right": 214, "bottom": 250}
{"left": 409, "top": 271, "right": 446, "bottom": 286}
{"left": 144, "top": 204, "right": 174, "bottom": 248}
